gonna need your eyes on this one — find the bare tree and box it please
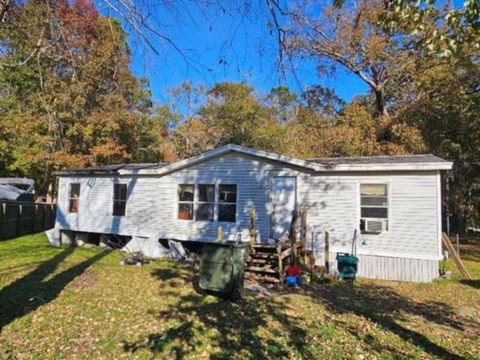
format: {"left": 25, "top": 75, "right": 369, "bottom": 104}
{"left": 264, "top": 0, "right": 406, "bottom": 116}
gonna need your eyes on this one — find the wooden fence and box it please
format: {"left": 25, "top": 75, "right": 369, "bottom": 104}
{"left": 0, "top": 201, "right": 56, "bottom": 240}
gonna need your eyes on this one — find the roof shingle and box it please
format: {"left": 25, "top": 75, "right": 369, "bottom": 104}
{"left": 53, "top": 163, "right": 166, "bottom": 176}
{"left": 307, "top": 154, "right": 448, "bottom": 168}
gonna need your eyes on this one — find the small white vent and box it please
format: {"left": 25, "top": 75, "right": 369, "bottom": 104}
{"left": 364, "top": 218, "right": 387, "bottom": 233}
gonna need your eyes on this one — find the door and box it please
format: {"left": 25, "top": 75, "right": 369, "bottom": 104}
{"left": 270, "top": 177, "right": 297, "bottom": 240}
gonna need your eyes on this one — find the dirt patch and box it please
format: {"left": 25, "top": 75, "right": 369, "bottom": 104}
{"left": 158, "top": 277, "right": 188, "bottom": 290}
{"left": 71, "top": 269, "right": 98, "bottom": 289}
{"left": 168, "top": 278, "right": 187, "bottom": 287}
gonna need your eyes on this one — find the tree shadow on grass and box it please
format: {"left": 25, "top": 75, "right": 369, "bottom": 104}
{"left": 459, "top": 279, "right": 480, "bottom": 289}
{"left": 123, "top": 293, "right": 310, "bottom": 359}
{"left": 0, "top": 247, "right": 110, "bottom": 332}
{"left": 124, "top": 266, "right": 479, "bottom": 359}
{"left": 151, "top": 265, "right": 193, "bottom": 282}
{"left": 305, "top": 282, "right": 480, "bottom": 359}
{"left": 123, "top": 268, "right": 310, "bottom": 359}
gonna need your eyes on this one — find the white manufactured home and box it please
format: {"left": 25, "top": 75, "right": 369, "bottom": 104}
{"left": 51, "top": 144, "right": 452, "bottom": 282}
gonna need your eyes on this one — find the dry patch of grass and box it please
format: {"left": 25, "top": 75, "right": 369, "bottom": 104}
{"left": 0, "top": 234, "right": 479, "bottom": 359}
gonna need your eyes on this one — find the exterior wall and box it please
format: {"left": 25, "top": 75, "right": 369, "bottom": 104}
{"left": 55, "top": 153, "right": 442, "bottom": 281}
{"left": 55, "top": 153, "right": 304, "bottom": 242}
{"left": 317, "top": 252, "right": 439, "bottom": 282}
{"left": 298, "top": 171, "right": 442, "bottom": 264}
{"left": 356, "top": 255, "right": 438, "bottom": 282}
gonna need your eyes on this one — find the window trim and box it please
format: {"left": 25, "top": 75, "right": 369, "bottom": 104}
{"left": 358, "top": 181, "right": 390, "bottom": 234}
{"left": 176, "top": 183, "right": 237, "bottom": 223}
{"left": 112, "top": 183, "right": 128, "bottom": 217}
{"left": 218, "top": 184, "right": 238, "bottom": 223}
{"left": 68, "top": 183, "right": 81, "bottom": 213}
{"left": 177, "top": 184, "right": 195, "bottom": 221}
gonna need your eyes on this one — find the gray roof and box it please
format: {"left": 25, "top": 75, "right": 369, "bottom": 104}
{"left": 53, "top": 146, "right": 452, "bottom": 176}
{"left": 53, "top": 163, "right": 167, "bottom": 176}
{"left": 308, "top": 154, "right": 449, "bottom": 167}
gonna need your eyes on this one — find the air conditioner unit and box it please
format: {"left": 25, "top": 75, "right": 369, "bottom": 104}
{"left": 363, "top": 218, "right": 387, "bottom": 233}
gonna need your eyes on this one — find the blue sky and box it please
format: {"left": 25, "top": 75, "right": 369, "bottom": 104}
{"left": 94, "top": 0, "right": 462, "bottom": 106}
{"left": 94, "top": 1, "right": 370, "bottom": 106}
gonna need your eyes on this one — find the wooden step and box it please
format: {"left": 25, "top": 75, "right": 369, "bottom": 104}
{"left": 245, "top": 274, "right": 280, "bottom": 283}
{"left": 251, "top": 244, "right": 282, "bottom": 252}
{"left": 248, "top": 252, "right": 278, "bottom": 259}
{"left": 247, "top": 258, "right": 277, "bottom": 265}
{"left": 252, "top": 244, "right": 277, "bottom": 250}
{"left": 247, "top": 255, "right": 277, "bottom": 262}
{"left": 252, "top": 241, "right": 302, "bottom": 251}
{"left": 246, "top": 266, "right": 278, "bottom": 274}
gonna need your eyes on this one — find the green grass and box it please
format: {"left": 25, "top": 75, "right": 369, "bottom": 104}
{"left": 0, "top": 234, "right": 479, "bottom": 359}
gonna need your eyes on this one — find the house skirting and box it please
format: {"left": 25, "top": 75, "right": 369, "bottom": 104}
{"left": 317, "top": 253, "right": 439, "bottom": 282}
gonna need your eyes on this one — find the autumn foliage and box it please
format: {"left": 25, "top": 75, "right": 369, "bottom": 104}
{"left": 0, "top": 0, "right": 159, "bottom": 187}
{"left": 0, "top": 0, "right": 478, "bottom": 230}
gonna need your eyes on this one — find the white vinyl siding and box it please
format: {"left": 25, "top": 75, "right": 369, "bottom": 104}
{"left": 56, "top": 154, "right": 302, "bottom": 242}
{"left": 298, "top": 172, "right": 439, "bottom": 261}
{"left": 55, "top": 153, "right": 441, "bottom": 270}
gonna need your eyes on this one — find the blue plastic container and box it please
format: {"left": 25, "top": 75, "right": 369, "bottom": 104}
{"left": 336, "top": 252, "right": 359, "bottom": 281}
{"left": 285, "top": 275, "right": 301, "bottom": 286}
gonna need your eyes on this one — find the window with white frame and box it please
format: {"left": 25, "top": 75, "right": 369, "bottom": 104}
{"left": 360, "top": 183, "right": 388, "bottom": 233}
{"left": 218, "top": 184, "right": 237, "bottom": 222}
{"left": 68, "top": 183, "right": 80, "bottom": 213}
{"left": 113, "top": 184, "right": 127, "bottom": 216}
{"left": 177, "top": 184, "right": 237, "bottom": 222}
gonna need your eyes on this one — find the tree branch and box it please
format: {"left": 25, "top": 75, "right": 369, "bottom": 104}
{"left": 0, "top": 0, "right": 10, "bottom": 22}
{"left": 0, "top": 30, "right": 44, "bottom": 70}
{"left": 311, "top": 40, "right": 380, "bottom": 92}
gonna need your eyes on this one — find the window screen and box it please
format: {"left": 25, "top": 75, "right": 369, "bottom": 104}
{"left": 113, "top": 184, "right": 127, "bottom": 216}
{"left": 218, "top": 184, "right": 237, "bottom": 222}
{"left": 68, "top": 183, "right": 80, "bottom": 213}
{"left": 196, "top": 184, "right": 215, "bottom": 221}
{"left": 178, "top": 185, "right": 194, "bottom": 220}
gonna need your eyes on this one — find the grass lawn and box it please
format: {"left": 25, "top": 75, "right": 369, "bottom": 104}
{"left": 0, "top": 234, "right": 479, "bottom": 359}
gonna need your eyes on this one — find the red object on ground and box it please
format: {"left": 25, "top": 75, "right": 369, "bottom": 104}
{"left": 286, "top": 265, "right": 301, "bottom": 276}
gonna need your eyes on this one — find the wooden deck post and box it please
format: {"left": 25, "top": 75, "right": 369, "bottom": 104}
{"left": 277, "top": 241, "right": 284, "bottom": 282}
{"left": 301, "top": 209, "right": 307, "bottom": 257}
{"left": 310, "top": 231, "right": 315, "bottom": 282}
{"left": 217, "top": 226, "right": 223, "bottom": 241}
{"left": 325, "top": 231, "right": 330, "bottom": 275}
{"left": 290, "top": 210, "right": 298, "bottom": 264}
{"left": 250, "top": 208, "right": 256, "bottom": 252}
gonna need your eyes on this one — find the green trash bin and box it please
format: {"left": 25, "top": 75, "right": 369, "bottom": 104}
{"left": 336, "top": 252, "right": 359, "bottom": 281}
{"left": 199, "top": 241, "right": 249, "bottom": 299}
